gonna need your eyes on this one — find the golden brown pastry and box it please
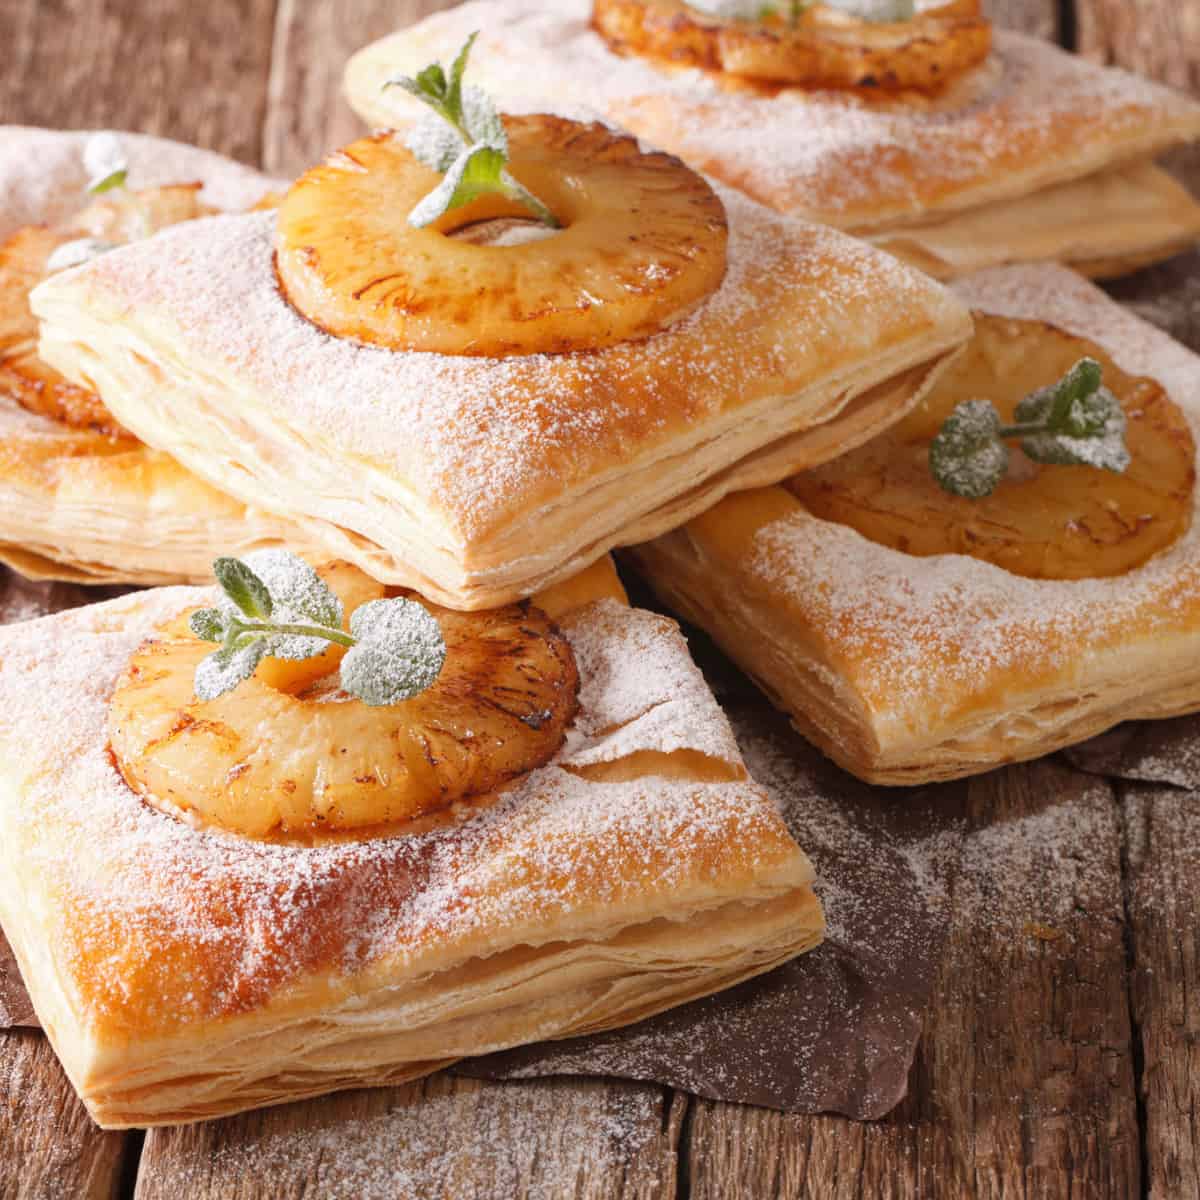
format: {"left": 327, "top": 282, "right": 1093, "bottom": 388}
{"left": 0, "top": 557, "right": 821, "bottom": 1127}
{"left": 628, "top": 264, "right": 1200, "bottom": 784}
{"left": 0, "top": 127, "right": 320, "bottom": 584}
{"left": 30, "top": 124, "right": 970, "bottom": 609}
{"left": 343, "top": 0, "right": 1200, "bottom": 280}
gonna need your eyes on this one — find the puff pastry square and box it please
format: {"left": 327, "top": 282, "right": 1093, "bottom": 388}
{"left": 0, "top": 569, "right": 821, "bottom": 1128}
{"left": 344, "top": 0, "right": 1200, "bottom": 280}
{"left": 629, "top": 264, "right": 1200, "bottom": 784}
{"left": 0, "top": 127, "right": 323, "bottom": 585}
{"left": 30, "top": 176, "right": 969, "bottom": 609}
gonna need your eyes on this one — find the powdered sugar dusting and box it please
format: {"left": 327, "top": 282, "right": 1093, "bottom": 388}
{"left": 0, "top": 591, "right": 801, "bottom": 1033}
{"left": 352, "top": 1, "right": 1200, "bottom": 228}
{"left": 148, "top": 1076, "right": 664, "bottom": 1199}
{"left": 747, "top": 264, "right": 1200, "bottom": 718}
{"left": 0, "top": 126, "right": 280, "bottom": 242}
{"left": 37, "top": 184, "right": 959, "bottom": 546}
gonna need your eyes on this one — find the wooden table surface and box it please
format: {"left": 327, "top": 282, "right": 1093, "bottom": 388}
{"left": 3, "top": 0, "right": 1200, "bottom": 1196}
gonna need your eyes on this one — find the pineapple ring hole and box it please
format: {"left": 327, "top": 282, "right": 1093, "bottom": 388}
{"left": 274, "top": 118, "right": 728, "bottom": 357}
{"left": 447, "top": 215, "right": 561, "bottom": 247}
{"left": 789, "top": 314, "right": 1197, "bottom": 582}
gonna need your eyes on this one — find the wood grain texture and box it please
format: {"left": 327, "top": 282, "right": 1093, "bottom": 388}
{"left": 0, "top": 0, "right": 277, "bottom": 164}
{"left": 1120, "top": 783, "right": 1200, "bottom": 1200}
{"left": 134, "top": 1074, "right": 681, "bottom": 1199}
{"left": 0, "top": 1030, "right": 129, "bottom": 1200}
{"left": 683, "top": 761, "right": 1141, "bottom": 1199}
{"left": 1076, "top": 0, "right": 1200, "bottom": 92}
{"left": 264, "top": 0, "right": 453, "bottom": 177}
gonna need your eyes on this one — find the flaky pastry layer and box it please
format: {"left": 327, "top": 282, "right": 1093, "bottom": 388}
{"left": 0, "top": 576, "right": 819, "bottom": 1126}
{"left": 0, "top": 127, "right": 317, "bottom": 583}
{"left": 32, "top": 192, "right": 969, "bottom": 609}
{"left": 344, "top": 1, "right": 1200, "bottom": 278}
{"left": 629, "top": 265, "right": 1200, "bottom": 784}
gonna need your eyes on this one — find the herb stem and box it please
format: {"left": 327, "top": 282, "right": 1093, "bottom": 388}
{"left": 996, "top": 420, "right": 1056, "bottom": 439}
{"left": 232, "top": 619, "right": 357, "bottom": 648}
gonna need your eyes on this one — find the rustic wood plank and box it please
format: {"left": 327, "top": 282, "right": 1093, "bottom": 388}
{"left": 134, "top": 1074, "right": 680, "bottom": 1199}
{"left": 263, "top": 0, "right": 456, "bottom": 177}
{"left": 0, "top": 0, "right": 278, "bottom": 164}
{"left": 983, "top": 0, "right": 1059, "bottom": 41}
{"left": 1120, "top": 782, "right": 1200, "bottom": 1200}
{"left": 1076, "top": 0, "right": 1200, "bottom": 93}
{"left": 0, "top": 1029, "right": 129, "bottom": 1200}
{"left": 683, "top": 760, "right": 1141, "bottom": 1199}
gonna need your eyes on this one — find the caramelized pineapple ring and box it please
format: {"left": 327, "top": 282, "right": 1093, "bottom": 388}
{"left": 0, "top": 184, "right": 213, "bottom": 436}
{"left": 275, "top": 116, "right": 728, "bottom": 357}
{"left": 790, "top": 314, "right": 1196, "bottom": 581}
{"left": 108, "top": 563, "right": 580, "bottom": 840}
{"left": 592, "top": 0, "right": 992, "bottom": 91}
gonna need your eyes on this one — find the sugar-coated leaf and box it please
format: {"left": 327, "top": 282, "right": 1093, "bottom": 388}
{"left": 407, "top": 143, "right": 508, "bottom": 227}
{"left": 194, "top": 637, "right": 267, "bottom": 701}
{"left": 44, "top": 237, "right": 118, "bottom": 273}
{"left": 1022, "top": 389, "right": 1130, "bottom": 473}
{"left": 406, "top": 117, "right": 466, "bottom": 174}
{"left": 460, "top": 84, "right": 507, "bottom": 150}
{"left": 189, "top": 607, "right": 228, "bottom": 643}
{"left": 232, "top": 549, "right": 343, "bottom": 660}
{"left": 446, "top": 31, "right": 479, "bottom": 119}
{"left": 930, "top": 399, "right": 1008, "bottom": 498}
{"left": 83, "top": 132, "right": 128, "bottom": 190}
{"left": 415, "top": 61, "right": 449, "bottom": 102}
{"left": 342, "top": 598, "right": 447, "bottom": 706}
{"left": 213, "top": 557, "right": 273, "bottom": 620}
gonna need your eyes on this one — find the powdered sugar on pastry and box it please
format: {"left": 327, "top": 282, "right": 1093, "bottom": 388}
{"left": 0, "top": 590, "right": 798, "bottom": 1032}
{"left": 0, "top": 127, "right": 281, "bottom": 240}
{"left": 33, "top": 190, "right": 962, "bottom": 550}
{"left": 346, "top": 1, "right": 1200, "bottom": 231}
{"left": 752, "top": 264, "right": 1200, "bottom": 711}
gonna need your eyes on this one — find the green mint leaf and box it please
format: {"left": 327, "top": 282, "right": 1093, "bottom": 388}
{"left": 213, "top": 557, "right": 273, "bottom": 620}
{"left": 1021, "top": 388, "right": 1130, "bottom": 472}
{"left": 408, "top": 143, "right": 508, "bottom": 227}
{"left": 189, "top": 607, "right": 228, "bottom": 643}
{"left": 88, "top": 168, "right": 128, "bottom": 195}
{"left": 406, "top": 117, "right": 467, "bottom": 174}
{"left": 929, "top": 399, "right": 1008, "bottom": 498}
{"left": 44, "top": 237, "right": 119, "bottom": 273}
{"left": 231, "top": 549, "right": 342, "bottom": 660}
{"left": 389, "top": 35, "right": 557, "bottom": 230}
{"left": 446, "top": 30, "right": 479, "bottom": 121}
{"left": 1016, "top": 357, "right": 1104, "bottom": 432}
{"left": 82, "top": 132, "right": 129, "bottom": 194}
{"left": 460, "top": 84, "right": 507, "bottom": 151}
{"left": 194, "top": 636, "right": 267, "bottom": 701}
{"left": 341, "top": 598, "right": 447, "bottom": 706}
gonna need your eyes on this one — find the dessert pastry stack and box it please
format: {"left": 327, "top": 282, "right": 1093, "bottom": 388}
{"left": 3, "top": 0, "right": 1200, "bottom": 1132}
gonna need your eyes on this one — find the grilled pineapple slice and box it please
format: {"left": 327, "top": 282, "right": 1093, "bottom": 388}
{"left": 592, "top": 0, "right": 991, "bottom": 91}
{"left": 0, "top": 184, "right": 213, "bottom": 436}
{"left": 108, "top": 563, "right": 580, "bottom": 840}
{"left": 275, "top": 117, "right": 728, "bottom": 357}
{"left": 789, "top": 314, "right": 1195, "bottom": 581}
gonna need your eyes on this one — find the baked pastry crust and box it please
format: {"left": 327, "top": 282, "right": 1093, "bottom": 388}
{"left": 343, "top": 0, "right": 1200, "bottom": 279}
{"left": 0, "top": 563, "right": 820, "bottom": 1127}
{"left": 30, "top": 183, "right": 970, "bottom": 609}
{"left": 628, "top": 264, "right": 1200, "bottom": 784}
{"left": 0, "top": 127, "right": 318, "bottom": 584}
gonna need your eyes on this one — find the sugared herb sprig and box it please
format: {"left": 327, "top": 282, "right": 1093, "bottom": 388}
{"left": 189, "top": 550, "right": 446, "bottom": 706}
{"left": 383, "top": 33, "right": 559, "bottom": 230}
{"left": 930, "top": 357, "right": 1130, "bottom": 499}
{"left": 45, "top": 132, "right": 145, "bottom": 273}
